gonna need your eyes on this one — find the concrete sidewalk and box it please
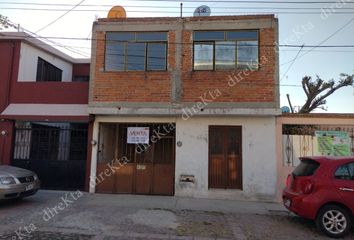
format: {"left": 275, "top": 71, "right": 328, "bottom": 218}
{"left": 81, "top": 191, "right": 287, "bottom": 215}
{"left": 2, "top": 190, "right": 348, "bottom": 240}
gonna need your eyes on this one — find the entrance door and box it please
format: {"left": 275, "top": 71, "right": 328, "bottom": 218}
{"left": 96, "top": 123, "right": 175, "bottom": 196}
{"left": 209, "top": 126, "right": 242, "bottom": 189}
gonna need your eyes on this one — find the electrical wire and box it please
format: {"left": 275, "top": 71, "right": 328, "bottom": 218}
{"left": 1, "top": 7, "right": 353, "bottom": 15}
{"left": 280, "top": 44, "right": 304, "bottom": 82}
{"left": 35, "top": 0, "right": 86, "bottom": 34}
{"left": 280, "top": 18, "right": 354, "bottom": 66}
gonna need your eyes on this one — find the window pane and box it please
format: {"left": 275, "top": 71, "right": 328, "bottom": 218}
{"left": 334, "top": 164, "right": 351, "bottom": 180}
{"left": 147, "top": 43, "right": 166, "bottom": 71}
{"left": 215, "top": 41, "right": 235, "bottom": 70}
{"left": 194, "top": 43, "right": 213, "bottom": 70}
{"left": 106, "top": 32, "right": 135, "bottom": 41}
{"left": 227, "top": 31, "right": 258, "bottom": 40}
{"left": 127, "top": 42, "right": 145, "bottom": 71}
{"left": 105, "top": 42, "right": 125, "bottom": 71}
{"left": 137, "top": 32, "right": 167, "bottom": 41}
{"left": 194, "top": 31, "right": 225, "bottom": 41}
{"left": 293, "top": 159, "right": 320, "bottom": 177}
{"left": 237, "top": 40, "right": 258, "bottom": 70}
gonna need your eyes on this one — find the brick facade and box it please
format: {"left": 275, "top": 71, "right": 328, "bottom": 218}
{"left": 90, "top": 15, "right": 278, "bottom": 106}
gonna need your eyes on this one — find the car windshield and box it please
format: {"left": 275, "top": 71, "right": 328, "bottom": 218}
{"left": 293, "top": 159, "right": 320, "bottom": 177}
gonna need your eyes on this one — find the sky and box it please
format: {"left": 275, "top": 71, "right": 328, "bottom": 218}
{"left": 0, "top": 0, "right": 353, "bottom": 113}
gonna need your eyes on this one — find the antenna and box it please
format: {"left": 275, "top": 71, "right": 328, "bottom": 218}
{"left": 107, "top": 6, "right": 127, "bottom": 19}
{"left": 193, "top": 5, "right": 211, "bottom": 17}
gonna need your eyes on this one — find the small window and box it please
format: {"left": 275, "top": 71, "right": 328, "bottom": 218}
{"left": 36, "top": 57, "right": 62, "bottom": 82}
{"left": 147, "top": 43, "right": 166, "bottom": 71}
{"left": 127, "top": 42, "right": 145, "bottom": 71}
{"left": 215, "top": 41, "right": 236, "bottom": 70}
{"left": 137, "top": 32, "right": 167, "bottom": 41}
{"left": 193, "top": 43, "right": 213, "bottom": 70}
{"left": 293, "top": 159, "right": 320, "bottom": 177}
{"left": 194, "top": 31, "right": 225, "bottom": 41}
{"left": 72, "top": 76, "right": 89, "bottom": 82}
{"left": 227, "top": 31, "right": 258, "bottom": 40}
{"left": 334, "top": 163, "right": 354, "bottom": 181}
{"left": 237, "top": 41, "right": 259, "bottom": 70}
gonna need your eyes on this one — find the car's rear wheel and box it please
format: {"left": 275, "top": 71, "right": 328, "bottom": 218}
{"left": 316, "top": 204, "right": 352, "bottom": 238}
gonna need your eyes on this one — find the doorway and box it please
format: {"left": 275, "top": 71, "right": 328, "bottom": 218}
{"left": 209, "top": 126, "right": 242, "bottom": 189}
{"left": 96, "top": 123, "right": 175, "bottom": 195}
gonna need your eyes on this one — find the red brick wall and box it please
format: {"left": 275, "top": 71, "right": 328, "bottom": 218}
{"left": 92, "top": 31, "right": 174, "bottom": 102}
{"left": 91, "top": 16, "right": 276, "bottom": 104}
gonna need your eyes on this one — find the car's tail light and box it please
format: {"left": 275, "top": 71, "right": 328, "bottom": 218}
{"left": 285, "top": 174, "right": 292, "bottom": 188}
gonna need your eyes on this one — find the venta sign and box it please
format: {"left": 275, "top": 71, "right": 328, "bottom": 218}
{"left": 127, "top": 127, "right": 150, "bottom": 144}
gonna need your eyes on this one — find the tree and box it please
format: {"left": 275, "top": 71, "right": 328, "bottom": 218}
{"left": 296, "top": 74, "right": 353, "bottom": 113}
{"left": 0, "top": 14, "right": 10, "bottom": 30}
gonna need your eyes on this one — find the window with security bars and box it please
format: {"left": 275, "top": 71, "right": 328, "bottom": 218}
{"left": 193, "top": 30, "right": 259, "bottom": 71}
{"left": 105, "top": 32, "right": 168, "bottom": 71}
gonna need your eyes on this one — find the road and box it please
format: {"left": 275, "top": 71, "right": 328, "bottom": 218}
{"left": 0, "top": 190, "right": 352, "bottom": 240}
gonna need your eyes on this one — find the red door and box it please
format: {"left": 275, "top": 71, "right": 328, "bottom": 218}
{"left": 332, "top": 162, "right": 354, "bottom": 213}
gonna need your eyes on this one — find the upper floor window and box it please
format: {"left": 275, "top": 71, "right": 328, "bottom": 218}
{"left": 36, "top": 57, "right": 62, "bottom": 82}
{"left": 105, "top": 32, "right": 168, "bottom": 71}
{"left": 193, "top": 30, "right": 259, "bottom": 71}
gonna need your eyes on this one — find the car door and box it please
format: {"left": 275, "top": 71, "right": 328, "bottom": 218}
{"left": 332, "top": 162, "right": 354, "bottom": 214}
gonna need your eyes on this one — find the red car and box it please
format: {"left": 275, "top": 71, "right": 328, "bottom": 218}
{"left": 283, "top": 156, "right": 354, "bottom": 238}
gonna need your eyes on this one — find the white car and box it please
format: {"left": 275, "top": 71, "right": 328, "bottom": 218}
{"left": 0, "top": 165, "right": 40, "bottom": 200}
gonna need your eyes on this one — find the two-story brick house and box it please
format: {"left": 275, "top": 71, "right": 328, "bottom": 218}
{"left": 0, "top": 32, "right": 92, "bottom": 191}
{"left": 88, "top": 14, "right": 280, "bottom": 200}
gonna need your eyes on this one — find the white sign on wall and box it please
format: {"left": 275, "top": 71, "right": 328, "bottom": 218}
{"left": 127, "top": 127, "right": 150, "bottom": 144}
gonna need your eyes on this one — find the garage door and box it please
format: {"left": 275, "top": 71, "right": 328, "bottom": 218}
{"left": 96, "top": 123, "right": 175, "bottom": 196}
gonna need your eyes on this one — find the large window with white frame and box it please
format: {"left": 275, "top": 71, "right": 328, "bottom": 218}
{"left": 193, "top": 30, "right": 259, "bottom": 71}
{"left": 105, "top": 32, "right": 168, "bottom": 71}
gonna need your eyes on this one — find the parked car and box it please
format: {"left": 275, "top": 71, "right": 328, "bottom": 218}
{"left": 0, "top": 165, "right": 40, "bottom": 200}
{"left": 283, "top": 156, "right": 354, "bottom": 238}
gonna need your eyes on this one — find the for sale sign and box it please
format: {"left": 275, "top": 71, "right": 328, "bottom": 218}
{"left": 127, "top": 127, "right": 150, "bottom": 144}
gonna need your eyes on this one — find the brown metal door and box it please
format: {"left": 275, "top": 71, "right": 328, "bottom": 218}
{"left": 96, "top": 123, "right": 175, "bottom": 196}
{"left": 209, "top": 126, "right": 242, "bottom": 189}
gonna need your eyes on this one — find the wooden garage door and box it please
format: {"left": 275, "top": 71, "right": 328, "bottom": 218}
{"left": 96, "top": 123, "right": 175, "bottom": 196}
{"left": 209, "top": 126, "right": 242, "bottom": 189}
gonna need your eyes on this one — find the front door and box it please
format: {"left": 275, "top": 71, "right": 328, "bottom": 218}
{"left": 209, "top": 126, "right": 242, "bottom": 189}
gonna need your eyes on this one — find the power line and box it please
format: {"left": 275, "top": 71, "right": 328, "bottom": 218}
{"left": 1, "top": 2, "right": 354, "bottom": 10}
{"left": 280, "top": 44, "right": 304, "bottom": 82}
{"left": 10, "top": 0, "right": 350, "bottom": 3}
{"left": 1, "top": 7, "right": 353, "bottom": 14}
{"left": 2, "top": 33, "right": 354, "bottom": 48}
{"left": 35, "top": 0, "right": 86, "bottom": 34}
{"left": 280, "top": 18, "right": 354, "bottom": 66}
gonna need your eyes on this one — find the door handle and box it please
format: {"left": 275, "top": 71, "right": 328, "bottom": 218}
{"left": 339, "top": 187, "right": 354, "bottom": 192}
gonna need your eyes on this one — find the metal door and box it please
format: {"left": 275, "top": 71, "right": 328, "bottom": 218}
{"left": 209, "top": 126, "right": 242, "bottom": 189}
